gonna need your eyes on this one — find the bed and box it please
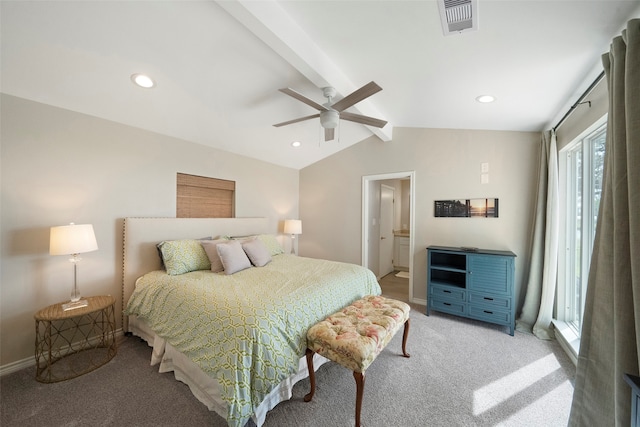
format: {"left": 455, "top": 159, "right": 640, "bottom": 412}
{"left": 122, "top": 217, "right": 381, "bottom": 427}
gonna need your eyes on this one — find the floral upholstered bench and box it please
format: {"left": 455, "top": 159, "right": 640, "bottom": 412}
{"left": 304, "top": 295, "right": 411, "bottom": 427}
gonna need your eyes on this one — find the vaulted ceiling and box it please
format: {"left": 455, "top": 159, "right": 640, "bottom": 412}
{"left": 2, "top": 1, "right": 639, "bottom": 169}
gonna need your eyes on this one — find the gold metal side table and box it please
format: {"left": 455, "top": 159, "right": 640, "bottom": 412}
{"left": 34, "top": 295, "right": 117, "bottom": 383}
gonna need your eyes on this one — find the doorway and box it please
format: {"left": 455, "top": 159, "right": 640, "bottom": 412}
{"left": 362, "top": 171, "right": 415, "bottom": 304}
{"left": 379, "top": 184, "right": 395, "bottom": 278}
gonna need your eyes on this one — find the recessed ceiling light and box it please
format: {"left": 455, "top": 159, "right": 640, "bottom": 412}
{"left": 131, "top": 73, "right": 155, "bottom": 88}
{"left": 291, "top": 141, "right": 301, "bottom": 148}
{"left": 476, "top": 95, "right": 495, "bottom": 103}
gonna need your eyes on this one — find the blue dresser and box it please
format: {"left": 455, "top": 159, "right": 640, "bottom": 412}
{"left": 426, "top": 246, "right": 516, "bottom": 335}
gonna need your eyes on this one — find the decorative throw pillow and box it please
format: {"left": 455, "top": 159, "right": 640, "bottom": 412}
{"left": 241, "top": 238, "right": 272, "bottom": 267}
{"left": 157, "top": 239, "right": 211, "bottom": 275}
{"left": 200, "top": 239, "right": 229, "bottom": 273}
{"left": 255, "top": 234, "right": 285, "bottom": 256}
{"left": 216, "top": 240, "right": 252, "bottom": 275}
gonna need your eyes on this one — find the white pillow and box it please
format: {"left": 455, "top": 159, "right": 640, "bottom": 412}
{"left": 216, "top": 240, "right": 252, "bottom": 275}
{"left": 200, "top": 239, "right": 229, "bottom": 273}
{"left": 242, "top": 238, "right": 272, "bottom": 267}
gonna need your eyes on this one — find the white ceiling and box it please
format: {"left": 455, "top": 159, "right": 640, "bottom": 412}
{"left": 2, "top": 1, "right": 639, "bottom": 170}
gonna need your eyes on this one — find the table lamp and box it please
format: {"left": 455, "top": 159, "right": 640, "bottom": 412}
{"left": 50, "top": 223, "right": 98, "bottom": 311}
{"left": 284, "top": 219, "right": 302, "bottom": 255}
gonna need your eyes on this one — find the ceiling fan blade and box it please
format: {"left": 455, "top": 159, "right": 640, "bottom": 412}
{"left": 273, "top": 113, "right": 320, "bottom": 127}
{"left": 279, "top": 88, "right": 328, "bottom": 111}
{"left": 331, "top": 81, "right": 382, "bottom": 112}
{"left": 340, "top": 111, "right": 388, "bottom": 128}
{"left": 325, "top": 127, "right": 335, "bottom": 141}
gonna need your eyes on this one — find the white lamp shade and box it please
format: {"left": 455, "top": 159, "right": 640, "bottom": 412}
{"left": 284, "top": 219, "right": 302, "bottom": 235}
{"left": 50, "top": 224, "right": 98, "bottom": 255}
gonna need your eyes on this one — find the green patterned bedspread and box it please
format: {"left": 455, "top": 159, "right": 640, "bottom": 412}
{"left": 126, "top": 254, "right": 381, "bottom": 427}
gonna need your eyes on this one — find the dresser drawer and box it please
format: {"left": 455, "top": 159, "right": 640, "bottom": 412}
{"left": 468, "top": 292, "right": 511, "bottom": 309}
{"left": 468, "top": 306, "right": 511, "bottom": 325}
{"left": 430, "top": 284, "right": 465, "bottom": 302}
{"left": 430, "top": 298, "right": 466, "bottom": 316}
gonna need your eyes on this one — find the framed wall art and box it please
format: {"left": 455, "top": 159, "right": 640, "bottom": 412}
{"left": 434, "top": 198, "right": 499, "bottom": 218}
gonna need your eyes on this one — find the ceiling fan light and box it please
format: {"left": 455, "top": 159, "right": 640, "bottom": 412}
{"left": 320, "top": 110, "right": 339, "bottom": 129}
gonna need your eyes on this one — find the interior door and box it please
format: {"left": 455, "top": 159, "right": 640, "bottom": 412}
{"left": 379, "top": 185, "right": 395, "bottom": 277}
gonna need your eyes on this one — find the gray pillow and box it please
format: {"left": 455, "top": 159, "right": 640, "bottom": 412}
{"left": 242, "top": 238, "right": 272, "bottom": 267}
{"left": 200, "top": 239, "right": 229, "bottom": 273}
{"left": 216, "top": 240, "right": 252, "bottom": 275}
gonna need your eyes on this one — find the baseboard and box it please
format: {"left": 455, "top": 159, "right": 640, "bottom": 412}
{"left": 411, "top": 297, "right": 427, "bottom": 307}
{"left": 0, "top": 356, "right": 35, "bottom": 376}
{"left": 0, "top": 329, "right": 125, "bottom": 377}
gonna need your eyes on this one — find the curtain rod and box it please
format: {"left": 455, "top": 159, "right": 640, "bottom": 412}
{"left": 552, "top": 71, "right": 605, "bottom": 132}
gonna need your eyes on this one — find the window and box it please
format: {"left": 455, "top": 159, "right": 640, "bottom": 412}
{"left": 176, "top": 173, "right": 235, "bottom": 218}
{"left": 558, "top": 118, "right": 606, "bottom": 337}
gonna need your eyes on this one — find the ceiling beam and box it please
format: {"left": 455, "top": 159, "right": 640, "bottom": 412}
{"left": 216, "top": 0, "right": 393, "bottom": 142}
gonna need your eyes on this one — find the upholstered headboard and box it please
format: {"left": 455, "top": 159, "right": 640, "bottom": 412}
{"left": 121, "top": 217, "right": 270, "bottom": 330}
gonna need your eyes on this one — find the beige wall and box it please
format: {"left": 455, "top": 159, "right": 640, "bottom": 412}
{"left": 401, "top": 179, "right": 410, "bottom": 230}
{"left": 299, "top": 127, "right": 540, "bottom": 309}
{"left": 0, "top": 94, "right": 299, "bottom": 368}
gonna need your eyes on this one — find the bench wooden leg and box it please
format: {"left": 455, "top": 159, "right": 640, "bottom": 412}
{"left": 304, "top": 348, "right": 316, "bottom": 402}
{"left": 353, "top": 371, "right": 365, "bottom": 427}
{"left": 401, "top": 319, "right": 411, "bottom": 358}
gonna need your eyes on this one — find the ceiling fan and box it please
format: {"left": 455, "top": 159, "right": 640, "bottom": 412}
{"left": 273, "top": 81, "right": 387, "bottom": 141}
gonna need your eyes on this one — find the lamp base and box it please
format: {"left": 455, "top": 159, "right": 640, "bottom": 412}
{"left": 290, "top": 235, "right": 296, "bottom": 255}
{"left": 62, "top": 299, "right": 88, "bottom": 311}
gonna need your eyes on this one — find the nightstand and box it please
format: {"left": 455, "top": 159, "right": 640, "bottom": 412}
{"left": 34, "top": 295, "right": 117, "bottom": 383}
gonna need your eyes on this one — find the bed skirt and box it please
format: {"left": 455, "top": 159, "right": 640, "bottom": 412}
{"left": 128, "top": 315, "right": 329, "bottom": 426}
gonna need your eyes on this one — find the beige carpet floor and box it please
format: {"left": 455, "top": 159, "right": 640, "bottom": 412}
{"left": 1, "top": 306, "right": 575, "bottom": 427}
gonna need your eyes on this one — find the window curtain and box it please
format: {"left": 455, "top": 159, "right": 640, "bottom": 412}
{"left": 569, "top": 19, "right": 640, "bottom": 426}
{"left": 515, "top": 130, "right": 559, "bottom": 340}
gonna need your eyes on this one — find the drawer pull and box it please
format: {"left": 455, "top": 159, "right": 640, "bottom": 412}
{"left": 484, "top": 297, "right": 494, "bottom": 301}
{"left": 444, "top": 303, "right": 451, "bottom": 306}
{"left": 484, "top": 310, "right": 493, "bottom": 314}
{"left": 443, "top": 290, "right": 451, "bottom": 293}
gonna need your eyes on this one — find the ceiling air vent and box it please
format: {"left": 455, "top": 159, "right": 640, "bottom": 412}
{"left": 438, "top": 0, "right": 478, "bottom": 36}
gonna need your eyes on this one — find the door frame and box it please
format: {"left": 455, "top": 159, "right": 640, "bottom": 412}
{"left": 362, "top": 171, "right": 415, "bottom": 303}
